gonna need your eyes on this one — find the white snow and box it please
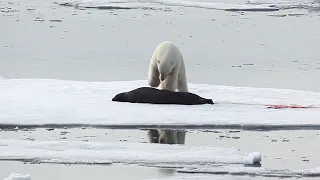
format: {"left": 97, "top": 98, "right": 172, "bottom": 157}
{"left": 242, "top": 152, "right": 261, "bottom": 165}
{"left": 54, "top": 0, "right": 279, "bottom": 11}
{"left": 1, "top": 78, "right": 320, "bottom": 130}
{"left": 4, "top": 173, "right": 31, "bottom": 180}
{"left": 178, "top": 166, "right": 320, "bottom": 178}
{"left": 0, "top": 138, "right": 258, "bottom": 166}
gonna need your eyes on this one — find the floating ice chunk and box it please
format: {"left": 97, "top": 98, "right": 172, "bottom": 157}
{"left": 243, "top": 152, "right": 261, "bottom": 165}
{"left": 4, "top": 173, "right": 31, "bottom": 180}
{"left": 0, "top": 138, "right": 260, "bottom": 166}
{"left": 0, "top": 79, "right": 320, "bottom": 130}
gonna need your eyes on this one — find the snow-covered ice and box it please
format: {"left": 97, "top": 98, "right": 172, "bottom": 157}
{"left": 1, "top": 78, "right": 320, "bottom": 130}
{"left": 0, "top": 138, "right": 259, "bottom": 166}
{"left": 4, "top": 173, "right": 31, "bottom": 180}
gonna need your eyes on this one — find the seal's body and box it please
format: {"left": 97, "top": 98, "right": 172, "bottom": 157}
{"left": 112, "top": 87, "right": 214, "bottom": 105}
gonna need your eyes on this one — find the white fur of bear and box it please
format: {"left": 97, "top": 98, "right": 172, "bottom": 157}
{"left": 148, "top": 41, "right": 188, "bottom": 92}
{"left": 147, "top": 41, "right": 188, "bottom": 145}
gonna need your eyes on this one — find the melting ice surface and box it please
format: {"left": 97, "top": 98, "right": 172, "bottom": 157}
{"left": 0, "top": 138, "right": 260, "bottom": 165}
{"left": 1, "top": 78, "right": 320, "bottom": 130}
{"left": 54, "top": 0, "right": 280, "bottom": 11}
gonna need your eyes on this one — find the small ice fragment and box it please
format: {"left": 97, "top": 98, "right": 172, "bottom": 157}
{"left": 4, "top": 173, "right": 31, "bottom": 180}
{"left": 243, "top": 152, "right": 261, "bottom": 165}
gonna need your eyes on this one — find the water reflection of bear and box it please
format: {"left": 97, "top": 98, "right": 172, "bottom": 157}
{"left": 148, "top": 129, "right": 186, "bottom": 144}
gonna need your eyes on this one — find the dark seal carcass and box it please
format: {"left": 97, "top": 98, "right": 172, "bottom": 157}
{"left": 112, "top": 87, "right": 214, "bottom": 105}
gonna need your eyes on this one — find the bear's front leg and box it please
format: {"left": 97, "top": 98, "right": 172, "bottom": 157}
{"left": 158, "top": 72, "right": 178, "bottom": 91}
{"left": 177, "top": 60, "right": 189, "bottom": 92}
{"left": 148, "top": 57, "right": 160, "bottom": 87}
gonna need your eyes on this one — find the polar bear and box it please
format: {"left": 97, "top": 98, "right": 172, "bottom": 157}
{"left": 148, "top": 41, "right": 188, "bottom": 92}
{"left": 147, "top": 41, "right": 188, "bottom": 145}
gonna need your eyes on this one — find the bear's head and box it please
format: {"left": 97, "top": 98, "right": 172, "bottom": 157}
{"left": 157, "top": 58, "right": 178, "bottom": 81}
